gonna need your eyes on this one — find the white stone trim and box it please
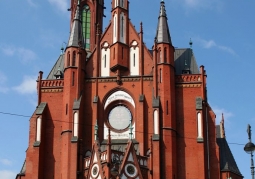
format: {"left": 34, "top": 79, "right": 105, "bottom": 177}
{"left": 130, "top": 45, "right": 139, "bottom": 76}
{"left": 73, "top": 112, "right": 78, "bottom": 137}
{"left": 104, "top": 91, "right": 135, "bottom": 109}
{"left": 104, "top": 123, "right": 135, "bottom": 139}
{"left": 101, "top": 45, "right": 110, "bottom": 77}
{"left": 197, "top": 112, "right": 203, "bottom": 138}
{"left": 153, "top": 110, "right": 159, "bottom": 135}
{"left": 36, "top": 117, "right": 42, "bottom": 142}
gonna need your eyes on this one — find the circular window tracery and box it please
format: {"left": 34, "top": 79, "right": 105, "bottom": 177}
{"left": 91, "top": 164, "right": 99, "bottom": 178}
{"left": 125, "top": 163, "right": 137, "bottom": 177}
{"left": 108, "top": 105, "right": 131, "bottom": 130}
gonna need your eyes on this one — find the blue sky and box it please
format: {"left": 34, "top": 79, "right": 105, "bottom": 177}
{"left": 0, "top": 0, "right": 254, "bottom": 178}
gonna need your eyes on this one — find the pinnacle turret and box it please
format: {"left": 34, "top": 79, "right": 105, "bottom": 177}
{"left": 155, "top": 1, "right": 172, "bottom": 44}
{"left": 67, "top": 0, "right": 84, "bottom": 48}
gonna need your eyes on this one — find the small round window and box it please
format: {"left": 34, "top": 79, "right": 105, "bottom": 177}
{"left": 108, "top": 106, "right": 131, "bottom": 130}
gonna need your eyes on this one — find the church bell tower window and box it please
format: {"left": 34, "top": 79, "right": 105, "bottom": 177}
{"left": 82, "top": 5, "right": 91, "bottom": 50}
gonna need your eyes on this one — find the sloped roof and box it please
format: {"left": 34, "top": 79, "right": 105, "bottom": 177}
{"left": 216, "top": 126, "right": 242, "bottom": 176}
{"left": 47, "top": 48, "right": 199, "bottom": 79}
{"left": 174, "top": 48, "right": 199, "bottom": 74}
{"left": 47, "top": 54, "right": 65, "bottom": 79}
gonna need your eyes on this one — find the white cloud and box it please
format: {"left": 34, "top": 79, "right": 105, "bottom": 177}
{"left": 212, "top": 106, "right": 234, "bottom": 125}
{"left": 200, "top": 39, "right": 217, "bottom": 49}
{"left": 195, "top": 37, "right": 237, "bottom": 56}
{"left": 0, "top": 159, "right": 12, "bottom": 166}
{"left": 48, "top": 0, "right": 69, "bottom": 13}
{"left": 218, "top": 45, "right": 236, "bottom": 56}
{"left": 12, "top": 76, "right": 37, "bottom": 95}
{"left": 1, "top": 46, "right": 15, "bottom": 56}
{"left": 0, "top": 170, "right": 16, "bottom": 179}
{"left": 0, "top": 71, "right": 7, "bottom": 85}
{"left": 0, "top": 45, "right": 37, "bottom": 63}
{"left": 17, "top": 48, "right": 37, "bottom": 63}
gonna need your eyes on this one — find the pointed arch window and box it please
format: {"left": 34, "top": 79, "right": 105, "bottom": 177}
{"left": 120, "top": 12, "right": 126, "bottom": 43}
{"left": 164, "top": 47, "right": 167, "bottom": 63}
{"left": 133, "top": 53, "right": 136, "bottom": 67}
{"left": 158, "top": 49, "right": 162, "bottom": 63}
{"left": 120, "top": 0, "right": 124, "bottom": 8}
{"left": 114, "top": 15, "right": 117, "bottom": 39}
{"left": 104, "top": 54, "right": 107, "bottom": 68}
{"left": 82, "top": 5, "right": 91, "bottom": 49}
{"left": 67, "top": 52, "right": 70, "bottom": 67}
{"left": 159, "top": 69, "right": 162, "bottom": 83}
{"left": 121, "top": 16, "right": 124, "bottom": 38}
{"left": 72, "top": 51, "right": 76, "bottom": 66}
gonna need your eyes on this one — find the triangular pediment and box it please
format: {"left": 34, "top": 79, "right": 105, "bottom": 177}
{"left": 87, "top": 141, "right": 105, "bottom": 179}
{"left": 118, "top": 140, "right": 144, "bottom": 179}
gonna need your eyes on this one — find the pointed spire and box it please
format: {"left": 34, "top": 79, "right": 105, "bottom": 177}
{"left": 220, "top": 114, "right": 226, "bottom": 138}
{"left": 155, "top": 1, "right": 172, "bottom": 44}
{"left": 67, "top": 0, "right": 84, "bottom": 48}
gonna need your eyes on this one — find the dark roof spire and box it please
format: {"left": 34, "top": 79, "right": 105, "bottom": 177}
{"left": 67, "top": 0, "right": 84, "bottom": 48}
{"left": 155, "top": 1, "right": 172, "bottom": 44}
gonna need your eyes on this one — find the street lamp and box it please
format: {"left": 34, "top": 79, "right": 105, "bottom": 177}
{"left": 244, "top": 124, "right": 255, "bottom": 179}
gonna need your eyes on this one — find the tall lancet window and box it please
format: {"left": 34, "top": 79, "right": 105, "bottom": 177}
{"left": 72, "top": 51, "right": 76, "bottom": 66}
{"left": 82, "top": 5, "right": 91, "bottom": 49}
{"left": 113, "top": 13, "right": 117, "bottom": 43}
{"left": 101, "top": 42, "right": 110, "bottom": 77}
{"left": 158, "top": 49, "right": 162, "bottom": 63}
{"left": 164, "top": 47, "right": 167, "bottom": 63}
{"left": 120, "top": 12, "right": 126, "bottom": 43}
{"left": 130, "top": 41, "right": 139, "bottom": 76}
{"left": 133, "top": 53, "right": 136, "bottom": 67}
{"left": 120, "top": 0, "right": 124, "bottom": 8}
{"left": 115, "top": 0, "right": 118, "bottom": 7}
{"left": 121, "top": 16, "right": 124, "bottom": 38}
{"left": 159, "top": 69, "right": 162, "bottom": 83}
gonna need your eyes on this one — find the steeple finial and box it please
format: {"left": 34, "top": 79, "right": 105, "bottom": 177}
{"left": 189, "top": 38, "right": 193, "bottom": 49}
{"left": 155, "top": 0, "right": 172, "bottom": 44}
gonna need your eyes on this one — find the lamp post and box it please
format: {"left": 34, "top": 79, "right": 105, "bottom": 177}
{"left": 244, "top": 124, "right": 255, "bottom": 179}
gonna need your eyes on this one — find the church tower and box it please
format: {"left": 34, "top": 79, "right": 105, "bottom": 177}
{"left": 16, "top": 0, "right": 243, "bottom": 179}
{"left": 154, "top": 1, "right": 177, "bottom": 178}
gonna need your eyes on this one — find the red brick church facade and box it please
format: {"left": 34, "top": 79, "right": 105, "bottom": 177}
{"left": 16, "top": 0, "right": 243, "bottom": 178}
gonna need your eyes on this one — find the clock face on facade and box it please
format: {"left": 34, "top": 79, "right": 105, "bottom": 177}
{"left": 108, "top": 106, "right": 131, "bottom": 130}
